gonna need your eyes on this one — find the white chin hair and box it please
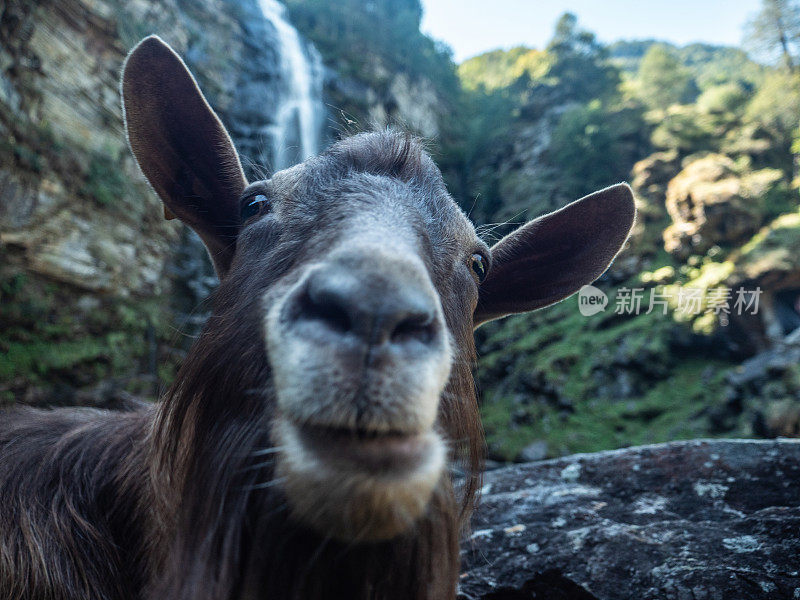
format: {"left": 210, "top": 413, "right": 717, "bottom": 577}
{"left": 273, "top": 419, "right": 446, "bottom": 542}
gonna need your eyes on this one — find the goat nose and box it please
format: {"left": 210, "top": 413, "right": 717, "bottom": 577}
{"left": 297, "top": 266, "right": 438, "bottom": 347}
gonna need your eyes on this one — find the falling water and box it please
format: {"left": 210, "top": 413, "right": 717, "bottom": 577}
{"left": 257, "top": 0, "right": 324, "bottom": 170}
{"left": 168, "top": 0, "right": 326, "bottom": 339}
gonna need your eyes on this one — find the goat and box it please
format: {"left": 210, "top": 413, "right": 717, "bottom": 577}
{"left": 0, "top": 36, "right": 635, "bottom": 600}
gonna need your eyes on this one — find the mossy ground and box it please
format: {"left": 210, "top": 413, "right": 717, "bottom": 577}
{"left": 478, "top": 287, "right": 733, "bottom": 460}
{"left": 0, "top": 268, "right": 183, "bottom": 404}
{"left": 479, "top": 203, "right": 800, "bottom": 461}
{"left": 481, "top": 353, "right": 730, "bottom": 460}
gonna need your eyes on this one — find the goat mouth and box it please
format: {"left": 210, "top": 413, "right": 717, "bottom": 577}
{"left": 274, "top": 418, "right": 446, "bottom": 540}
{"left": 294, "top": 422, "right": 435, "bottom": 476}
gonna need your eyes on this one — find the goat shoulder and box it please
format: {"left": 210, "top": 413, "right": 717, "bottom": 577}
{"left": 0, "top": 407, "right": 153, "bottom": 600}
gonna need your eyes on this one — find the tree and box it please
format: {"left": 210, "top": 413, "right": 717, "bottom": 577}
{"left": 745, "top": 69, "right": 800, "bottom": 173}
{"left": 636, "top": 45, "right": 692, "bottom": 110}
{"left": 458, "top": 47, "right": 549, "bottom": 92}
{"left": 745, "top": 0, "right": 800, "bottom": 72}
{"left": 547, "top": 100, "right": 645, "bottom": 200}
{"left": 544, "top": 13, "right": 620, "bottom": 102}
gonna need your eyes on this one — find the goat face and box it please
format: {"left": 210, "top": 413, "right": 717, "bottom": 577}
{"left": 247, "top": 147, "right": 483, "bottom": 540}
{"left": 122, "top": 36, "right": 635, "bottom": 543}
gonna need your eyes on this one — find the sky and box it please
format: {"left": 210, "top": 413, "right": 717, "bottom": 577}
{"left": 420, "top": 0, "right": 762, "bottom": 63}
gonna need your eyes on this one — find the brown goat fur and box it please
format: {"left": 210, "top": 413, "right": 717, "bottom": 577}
{"left": 0, "top": 36, "right": 635, "bottom": 600}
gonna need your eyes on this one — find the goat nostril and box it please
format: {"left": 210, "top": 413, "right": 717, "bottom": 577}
{"left": 295, "top": 268, "right": 439, "bottom": 346}
{"left": 300, "top": 285, "right": 353, "bottom": 334}
{"left": 390, "top": 311, "right": 436, "bottom": 345}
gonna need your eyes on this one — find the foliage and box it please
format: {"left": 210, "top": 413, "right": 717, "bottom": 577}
{"left": 611, "top": 41, "right": 766, "bottom": 91}
{"left": 458, "top": 47, "right": 549, "bottom": 92}
{"left": 747, "top": 70, "right": 800, "bottom": 133}
{"left": 650, "top": 105, "right": 716, "bottom": 152}
{"left": 451, "top": 14, "right": 645, "bottom": 224}
{"left": 544, "top": 13, "right": 621, "bottom": 103}
{"left": 740, "top": 209, "right": 800, "bottom": 268}
{"left": 679, "top": 44, "right": 766, "bottom": 90}
{"left": 696, "top": 82, "right": 750, "bottom": 115}
{"left": 0, "top": 267, "right": 179, "bottom": 401}
{"left": 746, "top": 70, "right": 800, "bottom": 142}
{"left": 636, "top": 45, "right": 693, "bottom": 110}
{"left": 548, "top": 100, "right": 644, "bottom": 200}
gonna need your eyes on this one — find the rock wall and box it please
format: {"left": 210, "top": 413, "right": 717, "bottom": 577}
{"left": 460, "top": 439, "right": 800, "bottom": 600}
{"left": 1, "top": 0, "right": 174, "bottom": 297}
{"left": 0, "top": 0, "right": 271, "bottom": 404}
{"left": 0, "top": 0, "right": 297, "bottom": 298}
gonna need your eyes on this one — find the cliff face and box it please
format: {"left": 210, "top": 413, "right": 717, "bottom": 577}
{"left": 283, "top": 0, "right": 455, "bottom": 141}
{"left": 324, "top": 52, "right": 443, "bottom": 138}
{"left": 0, "top": 0, "right": 304, "bottom": 297}
{"left": 0, "top": 0, "right": 448, "bottom": 405}
{"left": 1, "top": 0, "right": 173, "bottom": 298}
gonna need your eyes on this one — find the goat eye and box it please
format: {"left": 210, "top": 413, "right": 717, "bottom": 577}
{"left": 241, "top": 194, "right": 268, "bottom": 223}
{"left": 470, "top": 254, "right": 487, "bottom": 283}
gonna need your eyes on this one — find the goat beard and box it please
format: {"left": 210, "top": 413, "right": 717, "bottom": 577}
{"left": 239, "top": 477, "right": 460, "bottom": 599}
{"left": 156, "top": 464, "right": 460, "bottom": 600}
{"left": 150, "top": 399, "right": 460, "bottom": 600}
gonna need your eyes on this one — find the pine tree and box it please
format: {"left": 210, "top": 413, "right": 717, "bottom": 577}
{"left": 746, "top": 0, "right": 800, "bottom": 72}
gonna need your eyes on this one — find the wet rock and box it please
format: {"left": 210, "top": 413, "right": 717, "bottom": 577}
{"left": 460, "top": 439, "right": 800, "bottom": 600}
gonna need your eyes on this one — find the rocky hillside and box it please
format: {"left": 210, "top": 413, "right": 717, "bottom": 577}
{"left": 459, "top": 18, "right": 800, "bottom": 462}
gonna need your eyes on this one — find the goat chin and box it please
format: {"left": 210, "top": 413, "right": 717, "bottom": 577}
{"left": 273, "top": 418, "right": 446, "bottom": 541}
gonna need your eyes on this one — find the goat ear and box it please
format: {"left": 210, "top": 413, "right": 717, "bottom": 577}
{"left": 121, "top": 35, "right": 247, "bottom": 277}
{"left": 474, "top": 183, "right": 636, "bottom": 327}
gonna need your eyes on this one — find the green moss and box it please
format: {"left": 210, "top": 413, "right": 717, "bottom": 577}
{"left": 0, "top": 339, "right": 109, "bottom": 380}
{"left": 741, "top": 210, "right": 800, "bottom": 256}
{"left": 458, "top": 47, "right": 551, "bottom": 92}
{"left": 0, "top": 269, "right": 180, "bottom": 399}
{"left": 80, "top": 150, "right": 129, "bottom": 206}
{"left": 478, "top": 281, "right": 733, "bottom": 461}
{"left": 482, "top": 350, "right": 729, "bottom": 460}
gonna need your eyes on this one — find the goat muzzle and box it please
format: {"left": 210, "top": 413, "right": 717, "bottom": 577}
{"left": 263, "top": 246, "right": 452, "bottom": 540}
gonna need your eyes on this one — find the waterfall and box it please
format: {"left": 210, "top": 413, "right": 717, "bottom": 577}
{"left": 257, "top": 0, "right": 324, "bottom": 170}
{"left": 167, "top": 0, "right": 326, "bottom": 339}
